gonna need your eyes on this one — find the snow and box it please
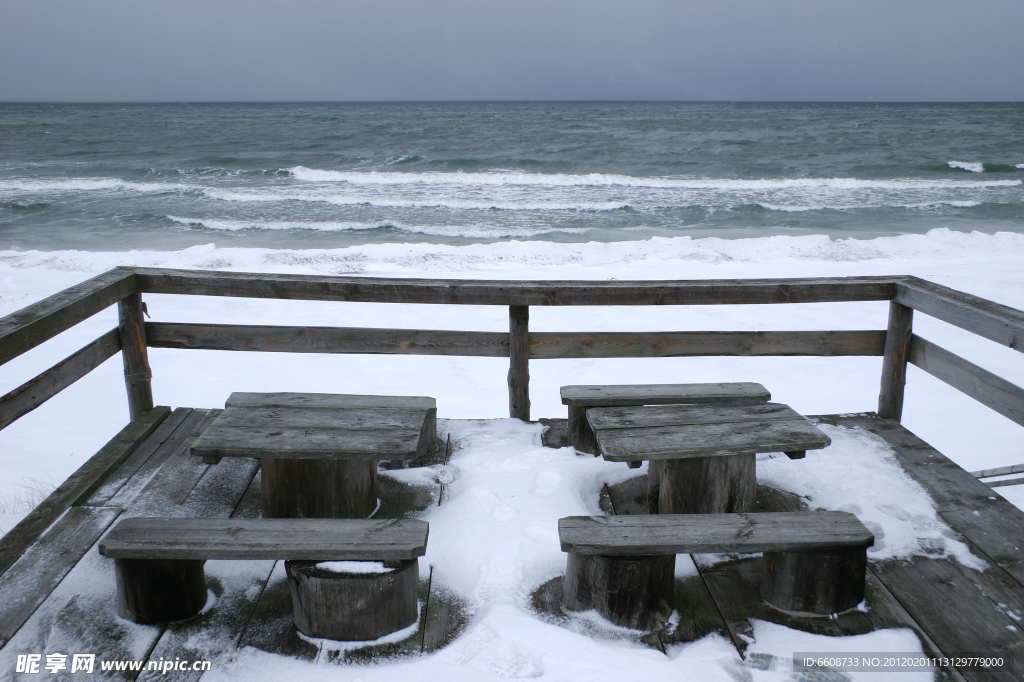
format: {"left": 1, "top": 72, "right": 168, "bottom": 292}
{"left": 314, "top": 561, "right": 395, "bottom": 575}
{"left": 3, "top": 228, "right": 1024, "bottom": 678}
{"left": 758, "top": 424, "right": 985, "bottom": 568}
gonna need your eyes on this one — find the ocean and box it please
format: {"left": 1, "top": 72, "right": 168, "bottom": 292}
{"left": 2, "top": 101, "right": 1022, "bottom": 251}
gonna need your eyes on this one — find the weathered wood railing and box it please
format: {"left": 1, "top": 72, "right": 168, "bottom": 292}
{"left": 1, "top": 268, "right": 1022, "bottom": 434}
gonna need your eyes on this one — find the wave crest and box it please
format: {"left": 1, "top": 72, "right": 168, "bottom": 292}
{"left": 0, "top": 177, "right": 186, "bottom": 194}
{"left": 948, "top": 160, "right": 1020, "bottom": 173}
{"left": 200, "top": 188, "right": 627, "bottom": 212}
{"left": 288, "top": 166, "right": 1021, "bottom": 190}
{"left": 167, "top": 215, "right": 590, "bottom": 238}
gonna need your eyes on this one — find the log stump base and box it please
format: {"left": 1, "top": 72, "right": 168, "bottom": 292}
{"left": 562, "top": 553, "right": 675, "bottom": 631}
{"left": 286, "top": 558, "right": 419, "bottom": 641}
{"left": 648, "top": 454, "right": 756, "bottom": 515}
{"left": 567, "top": 405, "right": 601, "bottom": 456}
{"left": 261, "top": 457, "right": 379, "bottom": 519}
{"left": 114, "top": 558, "right": 207, "bottom": 624}
{"left": 761, "top": 547, "right": 867, "bottom": 615}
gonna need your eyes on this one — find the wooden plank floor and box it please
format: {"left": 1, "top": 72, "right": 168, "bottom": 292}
{"left": 0, "top": 408, "right": 466, "bottom": 678}
{"left": 542, "top": 412, "right": 1024, "bottom": 682}
{"left": 1, "top": 410, "right": 1021, "bottom": 680}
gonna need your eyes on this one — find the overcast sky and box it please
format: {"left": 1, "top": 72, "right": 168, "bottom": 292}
{"left": 2, "top": 0, "right": 1022, "bottom": 102}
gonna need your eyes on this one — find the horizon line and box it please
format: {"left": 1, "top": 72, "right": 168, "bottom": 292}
{"left": 2, "top": 99, "right": 1024, "bottom": 106}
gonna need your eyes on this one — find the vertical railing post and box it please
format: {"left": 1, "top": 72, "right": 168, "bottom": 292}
{"left": 508, "top": 305, "right": 530, "bottom": 421}
{"left": 118, "top": 292, "right": 153, "bottom": 420}
{"left": 878, "top": 300, "right": 913, "bottom": 421}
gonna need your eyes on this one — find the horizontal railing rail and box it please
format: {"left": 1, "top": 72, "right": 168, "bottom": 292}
{"left": 526, "top": 330, "right": 885, "bottom": 359}
{"left": 895, "top": 277, "right": 1024, "bottom": 353}
{"left": 0, "top": 267, "right": 136, "bottom": 367}
{"left": 908, "top": 335, "right": 1024, "bottom": 428}
{"left": 145, "top": 323, "right": 511, "bottom": 357}
{"left": 0, "top": 329, "right": 122, "bottom": 431}
{"left": 0, "top": 268, "right": 1021, "bottom": 436}
{"left": 133, "top": 268, "right": 898, "bottom": 306}
{"left": 145, "top": 323, "right": 887, "bottom": 360}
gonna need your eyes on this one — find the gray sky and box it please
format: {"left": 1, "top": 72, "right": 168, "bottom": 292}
{"left": 2, "top": 0, "right": 1022, "bottom": 102}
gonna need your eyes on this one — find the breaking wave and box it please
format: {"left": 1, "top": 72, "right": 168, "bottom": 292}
{"left": 948, "top": 161, "right": 1021, "bottom": 173}
{"left": 0, "top": 178, "right": 186, "bottom": 194}
{"left": 200, "top": 188, "right": 628, "bottom": 212}
{"left": 167, "top": 215, "right": 590, "bottom": 238}
{"left": 288, "top": 166, "right": 1021, "bottom": 190}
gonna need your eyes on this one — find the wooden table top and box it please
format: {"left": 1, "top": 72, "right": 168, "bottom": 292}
{"left": 587, "top": 402, "right": 831, "bottom": 462}
{"left": 190, "top": 392, "right": 435, "bottom": 461}
{"left": 560, "top": 382, "right": 770, "bottom": 407}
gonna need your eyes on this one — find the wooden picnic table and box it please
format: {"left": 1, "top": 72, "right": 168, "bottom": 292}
{"left": 587, "top": 402, "right": 831, "bottom": 514}
{"left": 190, "top": 392, "right": 436, "bottom": 518}
{"left": 560, "top": 382, "right": 771, "bottom": 455}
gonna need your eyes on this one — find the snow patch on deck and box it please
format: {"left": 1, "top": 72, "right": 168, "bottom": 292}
{"left": 758, "top": 423, "right": 985, "bottom": 569}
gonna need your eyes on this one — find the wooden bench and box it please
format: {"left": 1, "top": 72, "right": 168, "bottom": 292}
{"left": 559, "top": 512, "right": 873, "bottom": 630}
{"left": 560, "top": 382, "right": 771, "bottom": 456}
{"left": 99, "top": 517, "right": 429, "bottom": 640}
{"left": 190, "top": 392, "right": 437, "bottom": 518}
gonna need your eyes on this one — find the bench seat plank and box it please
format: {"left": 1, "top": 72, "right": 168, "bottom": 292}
{"left": 560, "top": 382, "right": 770, "bottom": 407}
{"left": 191, "top": 425, "right": 424, "bottom": 460}
{"left": 227, "top": 392, "right": 436, "bottom": 410}
{"left": 594, "top": 419, "right": 831, "bottom": 461}
{"left": 587, "top": 402, "right": 802, "bottom": 430}
{"left": 99, "top": 518, "right": 428, "bottom": 561}
{"left": 559, "top": 512, "right": 873, "bottom": 555}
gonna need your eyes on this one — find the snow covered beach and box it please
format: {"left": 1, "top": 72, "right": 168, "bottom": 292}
{"left": 1, "top": 228, "right": 1023, "bottom": 680}
{"left": 3, "top": 229, "right": 1023, "bottom": 523}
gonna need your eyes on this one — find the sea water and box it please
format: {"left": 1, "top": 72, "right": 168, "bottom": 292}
{"left": 2, "top": 101, "right": 1022, "bottom": 251}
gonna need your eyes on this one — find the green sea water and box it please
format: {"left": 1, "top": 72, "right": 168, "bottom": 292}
{"left": 1, "top": 102, "right": 1022, "bottom": 251}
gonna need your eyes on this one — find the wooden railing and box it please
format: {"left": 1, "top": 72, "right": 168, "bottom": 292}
{"left": 2, "top": 268, "right": 1022, "bottom": 434}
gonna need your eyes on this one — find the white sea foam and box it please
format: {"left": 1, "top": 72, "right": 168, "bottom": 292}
{"left": 920, "top": 199, "right": 982, "bottom": 208}
{"left": 168, "top": 216, "right": 391, "bottom": 232}
{"left": 167, "top": 215, "right": 590, "bottom": 238}
{"left": 200, "top": 188, "right": 627, "bottom": 212}
{"left": 0, "top": 177, "right": 185, "bottom": 194}
{"left": 758, "top": 199, "right": 984, "bottom": 212}
{"left": 287, "top": 165, "right": 1021, "bottom": 190}
{"left": 3, "top": 227, "right": 1023, "bottom": 278}
{"left": 948, "top": 160, "right": 985, "bottom": 173}
{"left": 5, "top": 171, "right": 1016, "bottom": 200}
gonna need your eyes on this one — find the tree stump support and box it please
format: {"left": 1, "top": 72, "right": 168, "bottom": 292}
{"left": 114, "top": 558, "right": 207, "bottom": 624}
{"left": 562, "top": 552, "right": 675, "bottom": 631}
{"left": 286, "top": 558, "right": 419, "bottom": 640}
{"left": 567, "top": 405, "right": 600, "bottom": 455}
{"left": 260, "top": 457, "right": 379, "bottom": 519}
{"left": 647, "top": 453, "right": 756, "bottom": 515}
{"left": 761, "top": 547, "right": 868, "bottom": 615}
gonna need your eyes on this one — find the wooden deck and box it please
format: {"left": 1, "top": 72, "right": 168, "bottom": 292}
{"left": 1, "top": 409, "right": 1022, "bottom": 680}
{"left": 0, "top": 407, "right": 468, "bottom": 676}
{"left": 542, "top": 413, "right": 1024, "bottom": 682}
